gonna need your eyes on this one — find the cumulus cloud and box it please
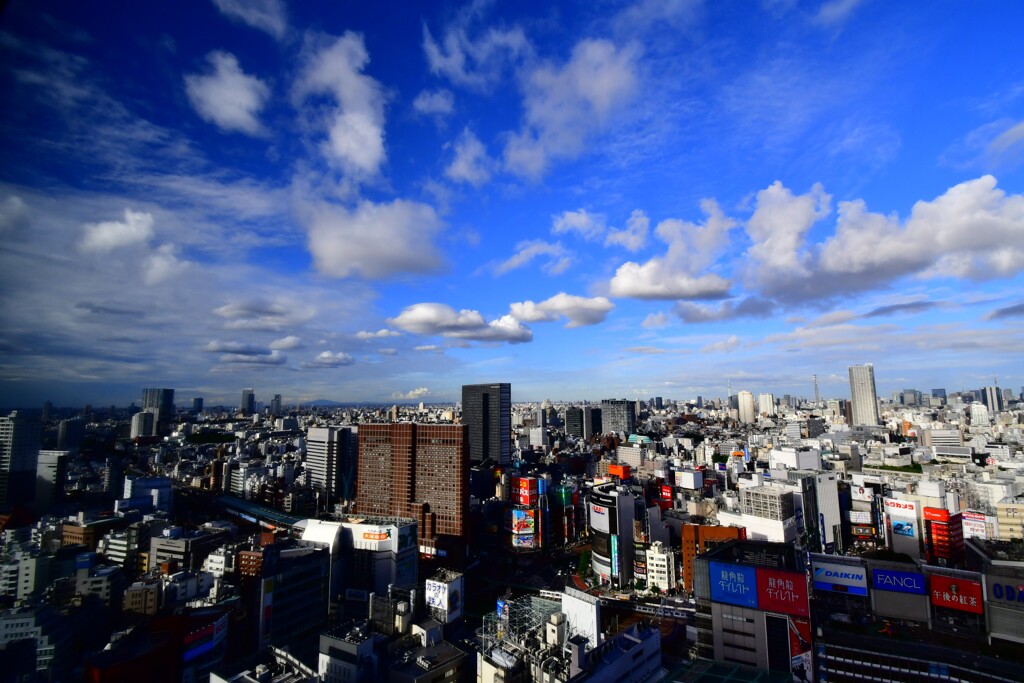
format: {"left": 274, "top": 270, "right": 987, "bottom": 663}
{"left": 307, "top": 351, "right": 355, "bottom": 367}
{"left": 505, "top": 39, "right": 638, "bottom": 178}
{"left": 551, "top": 208, "right": 606, "bottom": 240}
{"left": 413, "top": 88, "right": 454, "bottom": 116}
{"left": 609, "top": 200, "right": 736, "bottom": 299}
{"left": 605, "top": 209, "right": 649, "bottom": 252}
{"left": 212, "top": 0, "right": 287, "bottom": 40}
{"left": 294, "top": 32, "right": 387, "bottom": 178}
{"left": 509, "top": 293, "right": 614, "bottom": 328}
{"left": 219, "top": 350, "right": 287, "bottom": 365}
{"left": 641, "top": 312, "right": 668, "bottom": 329}
{"left": 674, "top": 297, "right": 777, "bottom": 323}
{"left": 493, "top": 240, "right": 572, "bottom": 276}
{"left": 744, "top": 181, "right": 830, "bottom": 288}
{"left": 185, "top": 52, "right": 270, "bottom": 136}
{"left": 80, "top": 209, "right": 154, "bottom": 252}
{"left": 445, "top": 128, "right": 492, "bottom": 186}
{"left": 143, "top": 244, "right": 188, "bottom": 285}
{"left": 392, "top": 387, "right": 431, "bottom": 399}
{"left": 355, "top": 329, "right": 401, "bottom": 340}
{"left": 270, "top": 335, "right": 303, "bottom": 349}
{"left": 389, "top": 303, "right": 532, "bottom": 343}
{"left": 422, "top": 11, "right": 529, "bottom": 89}
{"left": 305, "top": 199, "right": 445, "bottom": 279}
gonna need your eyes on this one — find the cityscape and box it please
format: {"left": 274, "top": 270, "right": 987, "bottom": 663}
{"left": 2, "top": 1, "right": 1024, "bottom": 683}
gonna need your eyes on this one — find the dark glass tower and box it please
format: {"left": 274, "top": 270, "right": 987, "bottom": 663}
{"left": 461, "top": 383, "right": 510, "bottom": 465}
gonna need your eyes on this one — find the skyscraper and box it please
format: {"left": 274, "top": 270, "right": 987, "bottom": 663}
{"left": 142, "top": 388, "right": 174, "bottom": 434}
{"left": 565, "top": 407, "right": 584, "bottom": 438}
{"left": 600, "top": 399, "right": 636, "bottom": 435}
{"left": 461, "top": 383, "right": 511, "bottom": 465}
{"left": 982, "top": 386, "right": 1003, "bottom": 413}
{"left": 0, "top": 411, "right": 41, "bottom": 506}
{"left": 356, "top": 423, "right": 468, "bottom": 556}
{"left": 305, "top": 426, "right": 358, "bottom": 506}
{"left": 241, "top": 388, "right": 256, "bottom": 416}
{"left": 270, "top": 394, "right": 283, "bottom": 417}
{"left": 737, "top": 391, "right": 756, "bottom": 424}
{"left": 848, "top": 364, "right": 879, "bottom": 426}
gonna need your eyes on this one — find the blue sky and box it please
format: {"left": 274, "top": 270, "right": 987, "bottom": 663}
{"left": 1, "top": 0, "right": 1023, "bottom": 408}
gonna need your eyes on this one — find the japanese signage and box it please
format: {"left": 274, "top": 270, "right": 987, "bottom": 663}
{"left": 872, "top": 569, "right": 927, "bottom": 595}
{"left": 756, "top": 567, "right": 809, "bottom": 617}
{"left": 661, "top": 485, "right": 673, "bottom": 500}
{"left": 709, "top": 561, "right": 757, "bottom": 609}
{"left": 590, "top": 502, "right": 610, "bottom": 534}
{"left": 929, "top": 574, "right": 983, "bottom": 614}
{"left": 923, "top": 507, "right": 949, "bottom": 522}
{"left": 884, "top": 498, "right": 919, "bottom": 517}
{"left": 812, "top": 560, "right": 868, "bottom": 595}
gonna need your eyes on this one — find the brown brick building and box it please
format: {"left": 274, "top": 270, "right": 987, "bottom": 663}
{"left": 681, "top": 524, "right": 745, "bottom": 591}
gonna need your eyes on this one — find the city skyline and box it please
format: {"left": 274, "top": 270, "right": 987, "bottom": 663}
{"left": 2, "top": 2, "right": 1023, "bottom": 407}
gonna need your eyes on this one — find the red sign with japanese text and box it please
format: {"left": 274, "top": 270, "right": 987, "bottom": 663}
{"left": 929, "top": 574, "right": 983, "bottom": 614}
{"left": 923, "top": 507, "right": 949, "bottom": 522}
{"left": 756, "top": 567, "right": 809, "bottom": 617}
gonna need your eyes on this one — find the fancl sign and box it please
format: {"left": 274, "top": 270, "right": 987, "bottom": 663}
{"left": 812, "top": 560, "right": 868, "bottom": 595}
{"left": 872, "top": 569, "right": 927, "bottom": 595}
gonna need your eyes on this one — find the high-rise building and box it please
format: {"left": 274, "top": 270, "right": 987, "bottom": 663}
{"left": 305, "top": 426, "right": 358, "bottom": 506}
{"left": 241, "top": 388, "right": 256, "bottom": 416}
{"left": 35, "top": 450, "right": 68, "bottom": 513}
{"left": 0, "top": 411, "right": 41, "bottom": 506}
{"left": 461, "top": 383, "right": 510, "bottom": 465}
{"left": 129, "top": 412, "right": 154, "bottom": 439}
{"left": 848, "top": 364, "right": 879, "bottom": 426}
{"left": 583, "top": 407, "right": 602, "bottom": 438}
{"left": 192, "top": 397, "right": 204, "bottom": 413}
{"left": 982, "top": 386, "right": 1003, "bottom": 413}
{"left": 355, "top": 423, "right": 468, "bottom": 557}
{"left": 600, "top": 399, "right": 636, "bottom": 435}
{"left": 270, "top": 394, "right": 282, "bottom": 417}
{"left": 737, "top": 391, "right": 756, "bottom": 424}
{"left": 565, "top": 407, "right": 584, "bottom": 438}
{"left": 142, "top": 388, "right": 174, "bottom": 434}
{"left": 56, "top": 419, "right": 85, "bottom": 452}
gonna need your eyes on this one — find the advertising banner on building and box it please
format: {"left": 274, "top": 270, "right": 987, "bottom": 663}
{"left": 852, "top": 525, "right": 876, "bottom": 537}
{"left": 852, "top": 486, "right": 874, "bottom": 502}
{"left": 961, "top": 511, "right": 988, "bottom": 540}
{"left": 756, "top": 567, "right": 809, "bottom": 617}
{"left": 848, "top": 510, "right": 873, "bottom": 524}
{"left": 790, "top": 616, "right": 814, "bottom": 683}
{"left": 986, "top": 574, "right": 1024, "bottom": 611}
{"left": 425, "top": 579, "right": 448, "bottom": 610}
{"left": 512, "top": 533, "right": 536, "bottom": 548}
{"left": 892, "top": 519, "right": 916, "bottom": 537}
{"left": 590, "top": 502, "right": 610, "bottom": 534}
{"left": 811, "top": 560, "right": 868, "bottom": 595}
{"left": 661, "top": 485, "right": 673, "bottom": 500}
{"left": 709, "top": 561, "right": 757, "bottom": 608}
{"left": 872, "top": 569, "right": 927, "bottom": 595}
{"left": 611, "top": 535, "right": 619, "bottom": 578}
{"left": 883, "top": 498, "right": 919, "bottom": 518}
{"left": 353, "top": 525, "right": 398, "bottom": 552}
{"left": 929, "top": 574, "right": 983, "bottom": 614}
{"left": 507, "top": 509, "right": 536, "bottom": 534}
{"left": 923, "top": 507, "right": 950, "bottom": 522}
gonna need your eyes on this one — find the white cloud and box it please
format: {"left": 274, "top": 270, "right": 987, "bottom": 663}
{"left": 389, "top": 303, "right": 532, "bottom": 343}
{"left": 143, "top": 244, "right": 188, "bottom": 285}
{"left": 0, "top": 196, "right": 28, "bottom": 233}
{"left": 414, "top": 344, "right": 443, "bottom": 353}
{"left": 214, "top": 298, "right": 316, "bottom": 331}
{"left": 211, "top": 0, "right": 287, "bottom": 40}
{"left": 184, "top": 52, "right": 269, "bottom": 136}
{"left": 702, "top": 335, "right": 740, "bottom": 354}
{"left": 205, "top": 340, "right": 268, "bottom": 355}
{"left": 504, "top": 39, "right": 638, "bottom": 178}
{"left": 744, "top": 181, "right": 830, "bottom": 287}
{"left": 294, "top": 33, "right": 387, "bottom": 178}
{"left": 642, "top": 312, "right": 668, "bottom": 329}
{"left": 422, "top": 11, "right": 530, "bottom": 89}
{"left": 413, "top": 88, "right": 454, "bottom": 116}
{"left": 445, "top": 128, "right": 492, "bottom": 186}
{"left": 551, "top": 208, "right": 606, "bottom": 240}
{"left": 308, "top": 351, "right": 355, "bottom": 367}
{"left": 355, "top": 329, "right": 401, "bottom": 340}
{"left": 674, "top": 297, "right": 776, "bottom": 323}
{"left": 378, "top": 348, "right": 398, "bottom": 355}
{"left": 609, "top": 200, "right": 736, "bottom": 299}
{"left": 392, "top": 387, "right": 431, "bottom": 399}
{"left": 509, "top": 293, "right": 614, "bottom": 328}
{"left": 80, "top": 209, "right": 155, "bottom": 252}
{"left": 493, "top": 239, "right": 572, "bottom": 276}
{"left": 219, "top": 350, "right": 287, "bottom": 365}
{"left": 305, "top": 199, "right": 445, "bottom": 279}
{"left": 605, "top": 209, "right": 649, "bottom": 252}
{"left": 270, "top": 335, "right": 303, "bottom": 349}
{"left": 812, "top": 0, "right": 865, "bottom": 27}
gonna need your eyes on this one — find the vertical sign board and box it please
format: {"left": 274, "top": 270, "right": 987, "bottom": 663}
{"left": 709, "top": 561, "right": 758, "bottom": 609}
{"left": 872, "top": 569, "right": 927, "bottom": 595}
{"left": 961, "top": 511, "right": 987, "bottom": 540}
{"left": 929, "top": 574, "right": 983, "bottom": 614}
{"left": 756, "top": 567, "right": 810, "bottom": 617}
{"left": 611, "top": 535, "right": 619, "bottom": 578}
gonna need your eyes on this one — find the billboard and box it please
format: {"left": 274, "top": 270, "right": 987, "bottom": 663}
{"left": 884, "top": 498, "right": 918, "bottom": 518}
{"left": 661, "top": 485, "right": 673, "bottom": 500}
{"left": 676, "top": 470, "right": 703, "bottom": 490}
{"left": 848, "top": 510, "right": 873, "bottom": 524}
{"left": 590, "top": 502, "right": 611, "bottom": 534}
{"left": 961, "top": 511, "right": 988, "bottom": 540}
{"left": 350, "top": 524, "right": 400, "bottom": 552}
{"left": 512, "top": 533, "right": 537, "bottom": 548}
{"left": 812, "top": 560, "right": 868, "bottom": 595}
{"left": 507, "top": 509, "right": 536, "bottom": 534}
{"left": 872, "top": 569, "right": 927, "bottom": 595}
{"left": 987, "top": 575, "right": 1024, "bottom": 611}
{"left": 929, "top": 574, "right": 983, "bottom": 614}
{"left": 425, "top": 579, "right": 448, "bottom": 610}
{"left": 790, "top": 616, "right": 813, "bottom": 682}
{"left": 756, "top": 567, "right": 809, "bottom": 617}
{"left": 611, "top": 535, "right": 620, "bottom": 578}
{"left": 892, "top": 520, "right": 916, "bottom": 537}
{"left": 923, "top": 507, "right": 949, "bottom": 522}
{"left": 709, "top": 561, "right": 757, "bottom": 609}
{"left": 851, "top": 485, "right": 874, "bottom": 502}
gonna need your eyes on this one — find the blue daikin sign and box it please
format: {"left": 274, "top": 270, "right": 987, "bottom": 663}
{"left": 872, "top": 569, "right": 927, "bottom": 595}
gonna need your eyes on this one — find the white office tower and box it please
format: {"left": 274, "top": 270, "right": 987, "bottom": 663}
{"left": 848, "top": 364, "right": 879, "bottom": 426}
{"left": 737, "top": 391, "right": 756, "bottom": 424}
{"left": 757, "top": 392, "right": 776, "bottom": 417}
{"left": 969, "top": 403, "right": 990, "bottom": 425}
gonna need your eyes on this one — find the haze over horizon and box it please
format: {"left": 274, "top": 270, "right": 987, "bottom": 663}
{"left": 2, "top": 1, "right": 1023, "bottom": 408}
